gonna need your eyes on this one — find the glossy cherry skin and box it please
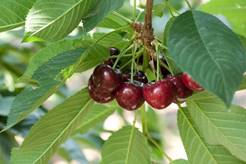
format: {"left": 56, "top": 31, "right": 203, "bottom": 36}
{"left": 92, "top": 64, "right": 121, "bottom": 93}
{"left": 143, "top": 80, "right": 175, "bottom": 109}
{"left": 181, "top": 73, "right": 203, "bottom": 91}
{"left": 116, "top": 82, "right": 144, "bottom": 111}
{"left": 167, "top": 75, "right": 193, "bottom": 99}
{"left": 109, "top": 47, "right": 120, "bottom": 56}
{"left": 88, "top": 77, "right": 114, "bottom": 103}
{"left": 134, "top": 71, "right": 148, "bottom": 84}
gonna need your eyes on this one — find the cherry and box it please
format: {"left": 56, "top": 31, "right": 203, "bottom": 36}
{"left": 88, "top": 77, "right": 114, "bottom": 103}
{"left": 116, "top": 82, "right": 144, "bottom": 111}
{"left": 134, "top": 71, "right": 148, "bottom": 84}
{"left": 92, "top": 64, "right": 121, "bottom": 93}
{"left": 109, "top": 47, "right": 120, "bottom": 56}
{"left": 143, "top": 80, "right": 175, "bottom": 109}
{"left": 167, "top": 75, "right": 193, "bottom": 100}
{"left": 181, "top": 73, "right": 203, "bottom": 91}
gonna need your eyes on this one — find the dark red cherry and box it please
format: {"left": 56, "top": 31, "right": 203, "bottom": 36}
{"left": 92, "top": 64, "right": 121, "bottom": 93}
{"left": 181, "top": 73, "right": 203, "bottom": 91}
{"left": 116, "top": 82, "right": 144, "bottom": 111}
{"left": 143, "top": 80, "right": 175, "bottom": 109}
{"left": 109, "top": 47, "right": 120, "bottom": 56}
{"left": 167, "top": 75, "right": 193, "bottom": 99}
{"left": 134, "top": 71, "right": 148, "bottom": 84}
{"left": 88, "top": 77, "right": 114, "bottom": 103}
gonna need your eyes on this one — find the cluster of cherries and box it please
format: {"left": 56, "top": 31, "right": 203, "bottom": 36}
{"left": 88, "top": 47, "right": 203, "bottom": 111}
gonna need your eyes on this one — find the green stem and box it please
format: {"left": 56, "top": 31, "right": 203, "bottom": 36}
{"left": 131, "top": 42, "right": 137, "bottom": 82}
{"left": 166, "top": 1, "right": 175, "bottom": 17}
{"left": 120, "top": 48, "right": 144, "bottom": 69}
{"left": 155, "top": 44, "right": 161, "bottom": 80}
{"left": 185, "top": 0, "right": 192, "bottom": 9}
{"left": 141, "top": 105, "right": 148, "bottom": 136}
{"left": 133, "top": 0, "right": 137, "bottom": 19}
{"left": 113, "top": 43, "right": 134, "bottom": 69}
{"left": 135, "top": 11, "right": 143, "bottom": 22}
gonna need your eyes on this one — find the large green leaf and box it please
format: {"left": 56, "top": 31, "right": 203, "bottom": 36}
{"left": 24, "top": 0, "right": 124, "bottom": 42}
{"left": 24, "top": 0, "right": 96, "bottom": 41}
{"left": 11, "top": 89, "right": 90, "bottom": 164}
{"left": 21, "top": 40, "right": 89, "bottom": 79}
{"left": 201, "top": 0, "right": 246, "bottom": 37}
{"left": 167, "top": 10, "right": 246, "bottom": 105}
{"left": 4, "top": 40, "right": 108, "bottom": 131}
{"left": 75, "top": 102, "right": 115, "bottom": 134}
{"left": 101, "top": 126, "right": 150, "bottom": 164}
{"left": 178, "top": 108, "right": 245, "bottom": 164}
{"left": 186, "top": 92, "right": 246, "bottom": 162}
{"left": 0, "top": 0, "right": 35, "bottom": 32}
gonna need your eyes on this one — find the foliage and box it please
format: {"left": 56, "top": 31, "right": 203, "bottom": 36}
{"left": 0, "top": 0, "right": 246, "bottom": 164}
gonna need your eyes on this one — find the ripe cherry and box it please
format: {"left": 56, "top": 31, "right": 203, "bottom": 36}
{"left": 181, "top": 73, "right": 203, "bottom": 91}
{"left": 116, "top": 82, "right": 144, "bottom": 111}
{"left": 134, "top": 71, "right": 148, "bottom": 84}
{"left": 88, "top": 77, "right": 114, "bottom": 103}
{"left": 167, "top": 75, "right": 193, "bottom": 99}
{"left": 143, "top": 80, "right": 175, "bottom": 109}
{"left": 92, "top": 64, "right": 121, "bottom": 93}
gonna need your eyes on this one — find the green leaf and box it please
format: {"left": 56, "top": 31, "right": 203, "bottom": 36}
{"left": 10, "top": 89, "right": 92, "bottom": 164}
{"left": 101, "top": 126, "right": 151, "bottom": 164}
{"left": 200, "top": 0, "right": 246, "bottom": 37}
{"left": 178, "top": 108, "right": 245, "bottom": 164}
{"left": 98, "top": 12, "right": 130, "bottom": 29}
{"left": 4, "top": 40, "right": 108, "bottom": 131}
{"left": 20, "top": 40, "right": 88, "bottom": 79}
{"left": 163, "top": 17, "right": 182, "bottom": 75}
{"left": 0, "top": 0, "right": 35, "bottom": 32}
{"left": 82, "top": 0, "right": 125, "bottom": 32}
{"left": 0, "top": 96, "right": 14, "bottom": 116}
{"left": 24, "top": 0, "right": 124, "bottom": 42}
{"left": 171, "top": 159, "right": 189, "bottom": 164}
{"left": 186, "top": 92, "right": 246, "bottom": 162}
{"left": 75, "top": 102, "right": 115, "bottom": 134}
{"left": 24, "top": 0, "right": 97, "bottom": 41}
{"left": 167, "top": 10, "right": 246, "bottom": 106}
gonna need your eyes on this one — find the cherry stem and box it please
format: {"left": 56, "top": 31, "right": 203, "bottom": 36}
{"left": 120, "top": 48, "right": 144, "bottom": 69}
{"left": 133, "top": 0, "right": 137, "bottom": 19}
{"left": 131, "top": 43, "right": 137, "bottom": 82}
{"left": 166, "top": 0, "right": 175, "bottom": 17}
{"left": 155, "top": 43, "right": 161, "bottom": 81}
{"left": 113, "top": 42, "right": 133, "bottom": 69}
{"left": 141, "top": 105, "right": 148, "bottom": 136}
